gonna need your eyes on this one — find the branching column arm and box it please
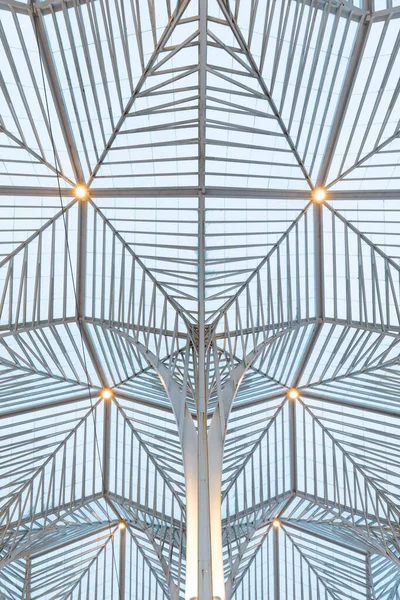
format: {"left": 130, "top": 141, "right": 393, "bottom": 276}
{"left": 131, "top": 342, "right": 198, "bottom": 599}
{"left": 206, "top": 344, "right": 255, "bottom": 600}
{"left": 210, "top": 332, "right": 309, "bottom": 599}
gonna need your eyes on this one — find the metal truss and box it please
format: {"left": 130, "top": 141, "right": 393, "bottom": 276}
{"left": 1, "top": 0, "right": 400, "bottom": 598}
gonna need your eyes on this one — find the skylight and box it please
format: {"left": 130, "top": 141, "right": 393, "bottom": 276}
{"left": 0, "top": 0, "right": 400, "bottom": 598}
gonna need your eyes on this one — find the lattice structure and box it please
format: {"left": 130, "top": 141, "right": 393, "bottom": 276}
{"left": 1, "top": 0, "right": 400, "bottom": 598}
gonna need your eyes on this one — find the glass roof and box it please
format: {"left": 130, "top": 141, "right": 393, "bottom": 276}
{"left": 1, "top": 0, "right": 400, "bottom": 598}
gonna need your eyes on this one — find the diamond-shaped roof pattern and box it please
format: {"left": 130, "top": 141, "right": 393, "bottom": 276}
{"left": 1, "top": 0, "right": 400, "bottom": 598}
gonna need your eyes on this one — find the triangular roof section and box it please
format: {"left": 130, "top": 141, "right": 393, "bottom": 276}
{"left": 326, "top": 15, "right": 400, "bottom": 191}
{"left": 211, "top": 0, "right": 360, "bottom": 185}
{"left": 210, "top": 204, "right": 314, "bottom": 333}
{"left": 84, "top": 0, "right": 317, "bottom": 191}
{"left": 322, "top": 202, "right": 400, "bottom": 332}
{"left": 0, "top": 10, "right": 75, "bottom": 186}
{"left": 0, "top": 202, "right": 78, "bottom": 330}
{"left": 89, "top": 0, "right": 200, "bottom": 189}
{"left": 206, "top": 0, "right": 313, "bottom": 190}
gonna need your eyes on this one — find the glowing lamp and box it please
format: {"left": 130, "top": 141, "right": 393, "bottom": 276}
{"left": 74, "top": 184, "right": 89, "bottom": 200}
{"left": 312, "top": 187, "right": 326, "bottom": 203}
{"left": 287, "top": 388, "right": 299, "bottom": 400}
{"left": 101, "top": 388, "right": 113, "bottom": 400}
{"left": 272, "top": 519, "right": 280, "bottom": 528}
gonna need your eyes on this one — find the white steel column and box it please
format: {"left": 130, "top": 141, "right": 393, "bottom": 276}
{"left": 119, "top": 525, "right": 126, "bottom": 600}
{"left": 208, "top": 401, "right": 230, "bottom": 600}
{"left": 182, "top": 414, "right": 200, "bottom": 600}
{"left": 196, "top": 0, "right": 215, "bottom": 595}
{"left": 150, "top": 360, "right": 200, "bottom": 600}
{"left": 22, "top": 558, "right": 31, "bottom": 600}
{"left": 273, "top": 525, "right": 280, "bottom": 600}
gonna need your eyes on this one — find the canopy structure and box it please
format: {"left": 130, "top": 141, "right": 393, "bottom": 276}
{"left": 1, "top": 0, "right": 400, "bottom": 598}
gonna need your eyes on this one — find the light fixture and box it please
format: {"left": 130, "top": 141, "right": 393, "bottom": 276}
{"left": 272, "top": 519, "right": 280, "bottom": 528}
{"left": 118, "top": 522, "right": 126, "bottom": 530}
{"left": 312, "top": 187, "right": 326, "bottom": 203}
{"left": 74, "top": 184, "right": 89, "bottom": 200}
{"left": 287, "top": 388, "right": 299, "bottom": 400}
{"left": 101, "top": 388, "right": 113, "bottom": 400}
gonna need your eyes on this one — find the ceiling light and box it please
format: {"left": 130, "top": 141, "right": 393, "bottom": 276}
{"left": 118, "top": 522, "right": 126, "bottom": 530}
{"left": 272, "top": 519, "right": 280, "bottom": 528}
{"left": 312, "top": 187, "right": 326, "bottom": 203}
{"left": 74, "top": 184, "right": 89, "bottom": 200}
{"left": 287, "top": 388, "right": 299, "bottom": 400}
{"left": 101, "top": 388, "right": 113, "bottom": 400}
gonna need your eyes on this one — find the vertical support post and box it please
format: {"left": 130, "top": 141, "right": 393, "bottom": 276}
{"left": 196, "top": 0, "right": 215, "bottom": 596}
{"left": 366, "top": 554, "right": 374, "bottom": 600}
{"left": 77, "top": 201, "right": 110, "bottom": 495}
{"left": 313, "top": 201, "right": 325, "bottom": 332}
{"left": 182, "top": 411, "right": 200, "bottom": 600}
{"left": 102, "top": 389, "right": 111, "bottom": 495}
{"left": 197, "top": 391, "right": 213, "bottom": 599}
{"left": 119, "top": 526, "right": 126, "bottom": 600}
{"left": 273, "top": 526, "right": 280, "bottom": 600}
{"left": 208, "top": 408, "right": 228, "bottom": 600}
{"left": 313, "top": 9, "right": 370, "bottom": 333}
{"left": 23, "top": 558, "right": 31, "bottom": 600}
{"left": 77, "top": 197, "right": 87, "bottom": 319}
{"left": 289, "top": 398, "right": 297, "bottom": 495}
{"left": 33, "top": 0, "right": 115, "bottom": 570}
{"left": 197, "top": 187, "right": 213, "bottom": 598}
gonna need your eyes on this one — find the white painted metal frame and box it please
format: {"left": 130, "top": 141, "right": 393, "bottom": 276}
{"left": 0, "top": 0, "right": 400, "bottom": 598}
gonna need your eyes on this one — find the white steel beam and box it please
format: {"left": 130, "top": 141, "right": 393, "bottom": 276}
{"left": 317, "top": 13, "right": 371, "bottom": 187}
{"left": 31, "top": 3, "right": 84, "bottom": 183}
{"left": 3, "top": 185, "right": 400, "bottom": 200}
{"left": 1, "top": 1, "right": 400, "bottom": 598}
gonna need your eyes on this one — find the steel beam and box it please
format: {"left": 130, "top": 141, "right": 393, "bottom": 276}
{"left": 273, "top": 524, "right": 279, "bottom": 600}
{"left": 1, "top": 0, "right": 400, "bottom": 597}
{"left": 374, "top": 5, "right": 400, "bottom": 21}
{"left": 22, "top": 558, "right": 31, "bottom": 600}
{"left": 0, "top": 0, "right": 372, "bottom": 20}
{"left": 0, "top": 0, "right": 29, "bottom": 14}
{"left": 31, "top": 3, "right": 84, "bottom": 183}
{"left": 196, "top": 0, "right": 214, "bottom": 595}
{"left": 119, "top": 524, "right": 126, "bottom": 600}
{"left": 89, "top": 186, "right": 312, "bottom": 199}
{"left": 318, "top": 13, "right": 371, "bottom": 187}
{"left": 283, "top": 521, "right": 369, "bottom": 555}
{"left": 3, "top": 184, "right": 400, "bottom": 200}
{"left": 0, "top": 186, "right": 73, "bottom": 196}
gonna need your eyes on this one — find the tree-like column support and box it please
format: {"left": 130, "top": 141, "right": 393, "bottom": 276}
{"left": 141, "top": 335, "right": 263, "bottom": 599}
{"left": 183, "top": 371, "right": 240, "bottom": 599}
{"left": 183, "top": 408, "right": 226, "bottom": 600}
{"left": 153, "top": 338, "right": 245, "bottom": 599}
